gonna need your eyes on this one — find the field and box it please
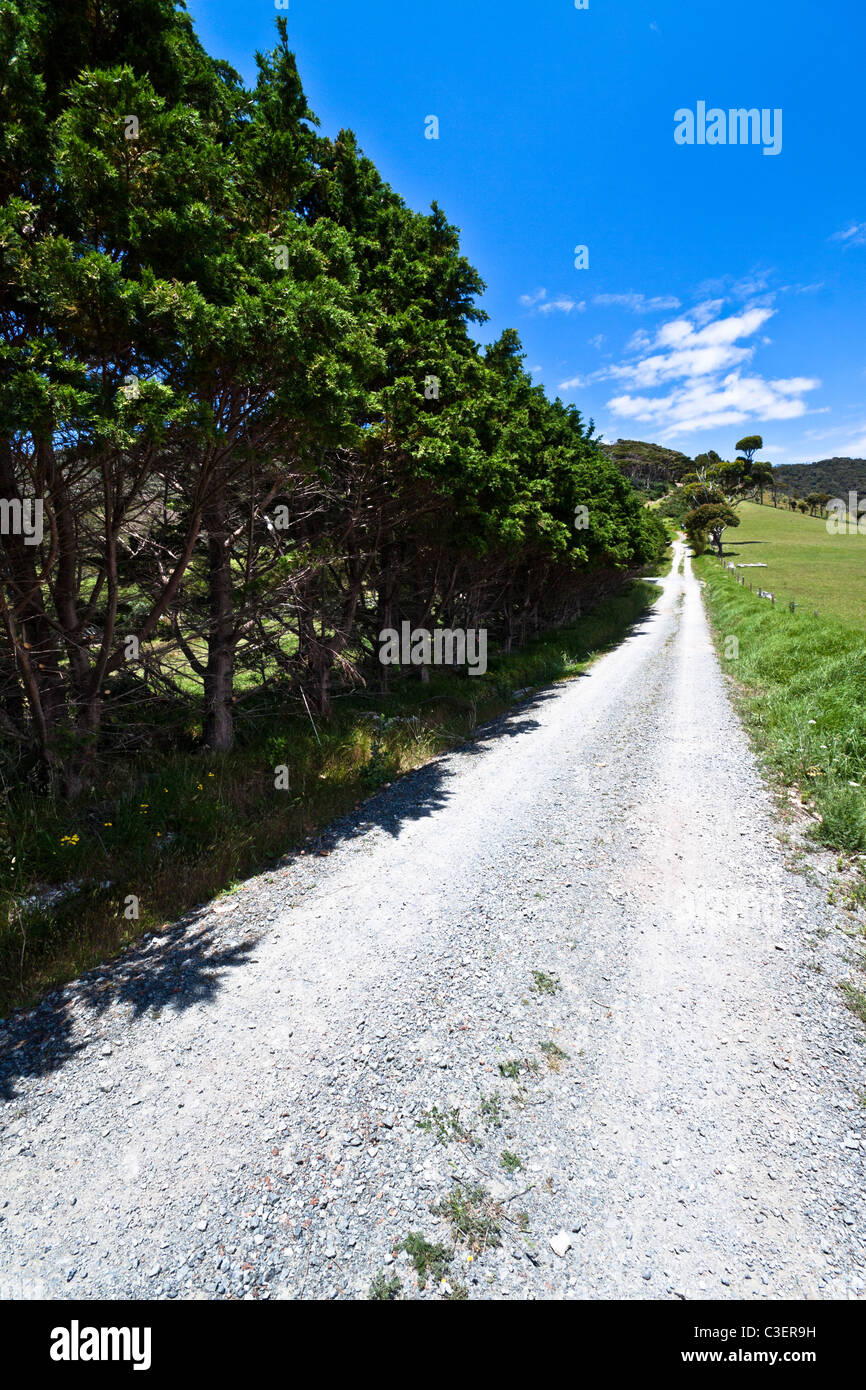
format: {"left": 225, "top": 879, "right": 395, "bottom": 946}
{"left": 720, "top": 501, "right": 866, "bottom": 630}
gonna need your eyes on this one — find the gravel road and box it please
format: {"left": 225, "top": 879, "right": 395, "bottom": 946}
{"left": 2, "top": 541, "right": 865, "bottom": 1301}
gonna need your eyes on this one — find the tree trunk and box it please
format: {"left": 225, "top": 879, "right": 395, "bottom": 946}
{"left": 203, "top": 505, "right": 236, "bottom": 751}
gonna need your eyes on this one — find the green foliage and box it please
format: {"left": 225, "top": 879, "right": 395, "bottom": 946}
{"left": 368, "top": 1272, "right": 402, "bottom": 1300}
{"left": 399, "top": 1233, "right": 452, "bottom": 1286}
{"left": 772, "top": 457, "right": 866, "bottom": 500}
{"left": 0, "top": 0, "right": 669, "bottom": 1002}
{"left": 684, "top": 503, "right": 740, "bottom": 556}
{"left": 601, "top": 438, "right": 693, "bottom": 490}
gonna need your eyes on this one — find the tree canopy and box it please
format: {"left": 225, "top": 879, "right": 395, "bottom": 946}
{"left": 0, "top": 2, "right": 667, "bottom": 789}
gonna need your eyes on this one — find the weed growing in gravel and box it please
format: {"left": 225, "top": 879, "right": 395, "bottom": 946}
{"left": 434, "top": 1184, "right": 503, "bottom": 1252}
{"left": 399, "top": 1233, "right": 453, "bottom": 1286}
{"left": 530, "top": 970, "right": 561, "bottom": 996}
{"left": 479, "top": 1091, "right": 504, "bottom": 1128}
{"left": 500, "top": 1150, "right": 522, "bottom": 1174}
{"left": 840, "top": 981, "right": 866, "bottom": 1024}
{"left": 416, "top": 1106, "right": 474, "bottom": 1146}
{"left": 540, "top": 1040, "right": 569, "bottom": 1071}
{"left": 498, "top": 1057, "right": 539, "bottom": 1078}
{"left": 368, "top": 1272, "right": 402, "bottom": 1300}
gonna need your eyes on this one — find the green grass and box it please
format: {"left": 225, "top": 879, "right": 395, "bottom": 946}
{"left": 720, "top": 501, "right": 866, "bottom": 630}
{"left": 696, "top": 555, "right": 866, "bottom": 862}
{"left": 0, "top": 579, "right": 662, "bottom": 1018}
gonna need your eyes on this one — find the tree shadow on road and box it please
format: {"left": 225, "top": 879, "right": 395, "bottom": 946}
{"left": 0, "top": 609, "right": 655, "bottom": 1099}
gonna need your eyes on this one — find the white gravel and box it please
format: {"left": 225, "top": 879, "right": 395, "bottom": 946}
{"left": 1, "top": 540, "right": 865, "bottom": 1300}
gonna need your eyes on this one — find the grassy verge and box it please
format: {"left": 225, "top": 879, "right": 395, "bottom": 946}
{"left": 696, "top": 555, "right": 866, "bottom": 864}
{"left": 0, "top": 579, "right": 661, "bottom": 1018}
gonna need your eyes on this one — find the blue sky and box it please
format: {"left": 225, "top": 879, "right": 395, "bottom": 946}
{"left": 186, "top": 0, "right": 865, "bottom": 465}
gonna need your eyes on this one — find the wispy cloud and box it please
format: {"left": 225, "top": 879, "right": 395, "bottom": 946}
{"left": 608, "top": 306, "right": 775, "bottom": 390}
{"left": 538, "top": 297, "right": 585, "bottom": 315}
{"left": 830, "top": 223, "right": 866, "bottom": 247}
{"left": 519, "top": 288, "right": 585, "bottom": 315}
{"left": 593, "top": 292, "right": 681, "bottom": 313}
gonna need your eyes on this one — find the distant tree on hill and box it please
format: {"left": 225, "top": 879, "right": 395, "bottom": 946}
{"left": 805, "top": 491, "right": 832, "bottom": 517}
{"left": 735, "top": 435, "right": 763, "bottom": 465}
{"left": 750, "top": 461, "right": 775, "bottom": 504}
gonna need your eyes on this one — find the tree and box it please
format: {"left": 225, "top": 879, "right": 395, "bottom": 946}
{"left": 750, "top": 461, "right": 775, "bottom": 504}
{"left": 735, "top": 435, "right": 763, "bottom": 465}
{"left": 684, "top": 504, "right": 740, "bottom": 557}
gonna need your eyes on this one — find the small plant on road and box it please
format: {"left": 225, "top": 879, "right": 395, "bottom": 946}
{"left": 434, "top": 1183, "right": 503, "bottom": 1252}
{"left": 416, "top": 1106, "right": 474, "bottom": 1146}
{"left": 501, "top": 1150, "right": 522, "bottom": 1174}
{"left": 479, "top": 1091, "right": 504, "bottom": 1128}
{"left": 530, "top": 969, "right": 561, "bottom": 996}
{"left": 399, "top": 1233, "right": 453, "bottom": 1287}
{"left": 840, "top": 981, "right": 866, "bottom": 1024}
{"left": 369, "top": 1271, "right": 402, "bottom": 1300}
{"left": 540, "top": 1040, "right": 569, "bottom": 1071}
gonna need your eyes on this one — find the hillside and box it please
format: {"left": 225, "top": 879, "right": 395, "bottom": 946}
{"left": 719, "top": 499, "right": 866, "bottom": 629}
{"left": 601, "top": 439, "right": 694, "bottom": 492}
{"left": 773, "top": 457, "right": 866, "bottom": 498}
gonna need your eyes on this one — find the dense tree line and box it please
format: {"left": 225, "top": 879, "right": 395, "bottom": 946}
{"left": 0, "top": 0, "right": 666, "bottom": 791}
{"left": 771, "top": 458, "right": 866, "bottom": 502}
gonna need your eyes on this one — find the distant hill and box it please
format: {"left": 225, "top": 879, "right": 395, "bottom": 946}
{"left": 772, "top": 457, "right": 866, "bottom": 498}
{"left": 601, "top": 439, "right": 693, "bottom": 491}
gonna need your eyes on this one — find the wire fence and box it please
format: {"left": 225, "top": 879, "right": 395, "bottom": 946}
{"left": 713, "top": 551, "right": 821, "bottom": 618}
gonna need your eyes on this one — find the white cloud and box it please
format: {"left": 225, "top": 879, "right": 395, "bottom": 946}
{"left": 520, "top": 288, "right": 584, "bottom": 315}
{"left": 593, "top": 292, "right": 681, "bottom": 313}
{"left": 607, "top": 372, "right": 821, "bottom": 436}
{"left": 830, "top": 223, "right": 866, "bottom": 247}
{"left": 690, "top": 298, "right": 725, "bottom": 327}
{"left": 601, "top": 301, "right": 819, "bottom": 437}
{"left": 558, "top": 374, "right": 588, "bottom": 391}
{"left": 538, "top": 297, "right": 585, "bottom": 315}
{"left": 608, "top": 307, "right": 775, "bottom": 390}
